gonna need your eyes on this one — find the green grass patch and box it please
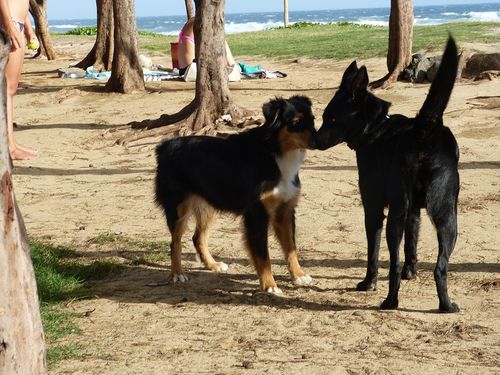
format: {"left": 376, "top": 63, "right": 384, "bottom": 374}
{"left": 225, "top": 21, "right": 500, "bottom": 60}
{"left": 87, "top": 233, "right": 170, "bottom": 266}
{"left": 274, "top": 21, "right": 321, "bottom": 30}
{"left": 40, "top": 306, "right": 80, "bottom": 341}
{"left": 56, "top": 22, "right": 499, "bottom": 60}
{"left": 130, "top": 251, "right": 170, "bottom": 266}
{"left": 46, "top": 343, "right": 83, "bottom": 363}
{"left": 64, "top": 26, "right": 97, "bottom": 36}
{"left": 412, "top": 22, "right": 500, "bottom": 52}
{"left": 87, "top": 232, "right": 170, "bottom": 252}
{"left": 63, "top": 26, "right": 163, "bottom": 37}
{"left": 139, "top": 34, "right": 175, "bottom": 53}
{"left": 31, "top": 235, "right": 170, "bottom": 365}
{"left": 31, "top": 239, "right": 126, "bottom": 366}
{"left": 59, "top": 26, "right": 173, "bottom": 54}
{"left": 138, "top": 30, "right": 165, "bottom": 37}
{"left": 31, "top": 240, "right": 122, "bottom": 301}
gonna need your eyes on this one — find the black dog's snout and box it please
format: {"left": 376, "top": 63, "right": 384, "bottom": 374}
{"left": 314, "top": 125, "right": 331, "bottom": 150}
{"left": 309, "top": 131, "right": 317, "bottom": 149}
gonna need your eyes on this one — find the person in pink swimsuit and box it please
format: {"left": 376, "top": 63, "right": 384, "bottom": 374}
{"left": 0, "top": 0, "right": 39, "bottom": 160}
{"left": 177, "top": 17, "right": 235, "bottom": 76}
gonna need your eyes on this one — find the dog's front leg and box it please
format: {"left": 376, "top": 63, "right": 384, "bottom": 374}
{"left": 244, "top": 203, "right": 282, "bottom": 294}
{"left": 357, "top": 201, "right": 385, "bottom": 291}
{"left": 380, "top": 207, "right": 407, "bottom": 310}
{"left": 272, "top": 203, "right": 312, "bottom": 286}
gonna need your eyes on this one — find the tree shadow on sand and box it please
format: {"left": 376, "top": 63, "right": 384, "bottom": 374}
{"left": 66, "top": 245, "right": 499, "bottom": 314}
{"left": 86, "top": 265, "right": 382, "bottom": 313}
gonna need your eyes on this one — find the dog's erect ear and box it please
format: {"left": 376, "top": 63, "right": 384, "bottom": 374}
{"left": 263, "top": 98, "right": 296, "bottom": 128}
{"left": 342, "top": 61, "right": 359, "bottom": 83}
{"left": 351, "top": 66, "right": 369, "bottom": 102}
{"left": 346, "top": 61, "right": 358, "bottom": 75}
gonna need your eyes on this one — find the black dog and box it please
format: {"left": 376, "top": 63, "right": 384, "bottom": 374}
{"left": 316, "top": 38, "right": 460, "bottom": 312}
{"left": 155, "top": 96, "right": 316, "bottom": 293}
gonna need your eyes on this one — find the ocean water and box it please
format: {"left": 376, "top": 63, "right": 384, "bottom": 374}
{"left": 49, "top": 3, "right": 500, "bottom": 35}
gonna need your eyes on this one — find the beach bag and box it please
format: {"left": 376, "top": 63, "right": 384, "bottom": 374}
{"left": 183, "top": 62, "right": 197, "bottom": 82}
{"left": 228, "top": 63, "right": 242, "bottom": 82}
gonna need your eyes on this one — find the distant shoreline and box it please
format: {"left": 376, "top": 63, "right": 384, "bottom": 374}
{"left": 47, "top": 3, "right": 500, "bottom": 34}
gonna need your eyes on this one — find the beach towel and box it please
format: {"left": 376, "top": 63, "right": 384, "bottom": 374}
{"left": 237, "top": 62, "right": 286, "bottom": 79}
{"left": 59, "top": 66, "right": 183, "bottom": 82}
{"left": 59, "top": 65, "right": 285, "bottom": 81}
{"left": 83, "top": 67, "right": 112, "bottom": 80}
{"left": 238, "top": 62, "right": 265, "bottom": 74}
{"left": 143, "top": 69, "right": 183, "bottom": 82}
{"left": 241, "top": 70, "right": 287, "bottom": 79}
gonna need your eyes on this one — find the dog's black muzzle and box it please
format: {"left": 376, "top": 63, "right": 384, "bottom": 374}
{"left": 308, "top": 130, "right": 317, "bottom": 149}
{"left": 315, "top": 123, "right": 343, "bottom": 150}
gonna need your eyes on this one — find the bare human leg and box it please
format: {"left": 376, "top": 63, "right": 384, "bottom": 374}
{"left": 6, "top": 31, "right": 38, "bottom": 160}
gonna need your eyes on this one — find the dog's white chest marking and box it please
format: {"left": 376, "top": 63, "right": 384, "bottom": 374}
{"left": 273, "top": 150, "right": 305, "bottom": 201}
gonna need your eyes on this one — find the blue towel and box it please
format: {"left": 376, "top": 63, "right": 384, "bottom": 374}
{"left": 84, "top": 66, "right": 112, "bottom": 80}
{"left": 238, "top": 62, "right": 265, "bottom": 74}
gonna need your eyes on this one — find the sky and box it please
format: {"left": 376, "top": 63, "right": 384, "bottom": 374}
{"left": 47, "top": 1, "right": 500, "bottom": 20}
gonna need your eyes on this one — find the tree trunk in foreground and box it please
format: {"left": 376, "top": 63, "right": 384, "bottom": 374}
{"left": 29, "top": 0, "right": 57, "bottom": 60}
{"left": 105, "top": 0, "right": 144, "bottom": 93}
{"left": 117, "top": 0, "right": 251, "bottom": 145}
{"left": 185, "top": 0, "right": 195, "bottom": 19}
{"left": 0, "top": 31, "right": 47, "bottom": 374}
{"left": 370, "top": 0, "right": 414, "bottom": 89}
{"left": 75, "top": 0, "right": 114, "bottom": 71}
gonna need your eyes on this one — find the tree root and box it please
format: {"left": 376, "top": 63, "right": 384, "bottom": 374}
{"left": 129, "top": 101, "right": 197, "bottom": 130}
{"left": 116, "top": 123, "right": 184, "bottom": 146}
{"left": 228, "top": 104, "right": 255, "bottom": 125}
{"left": 117, "top": 102, "right": 257, "bottom": 146}
{"left": 369, "top": 69, "right": 401, "bottom": 89}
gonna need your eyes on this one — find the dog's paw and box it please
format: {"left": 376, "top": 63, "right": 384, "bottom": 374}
{"left": 170, "top": 273, "right": 189, "bottom": 283}
{"left": 266, "top": 286, "right": 283, "bottom": 295}
{"left": 356, "top": 279, "right": 377, "bottom": 291}
{"left": 401, "top": 264, "right": 417, "bottom": 280}
{"left": 207, "top": 262, "right": 229, "bottom": 272}
{"left": 439, "top": 302, "right": 460, "bottom": 313}
{"left": 293, "top": 274, "right": 313, "bottom": 286}
{"left": 380, "top": 298, "right": 398, "bottom": 310}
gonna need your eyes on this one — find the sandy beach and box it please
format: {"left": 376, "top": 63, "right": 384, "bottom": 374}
{"left": 12, "top": 37, "right": 500, "bottom": 374}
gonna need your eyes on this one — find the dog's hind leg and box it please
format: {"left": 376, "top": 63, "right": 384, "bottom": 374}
{"left": 244, "top": 203, "right": 281, "bottom": 294}
{"left": 402, "top": 206, "right": 421, "bottom": 280}
{"left": 357, "top": 200, "right": 385, "bottom": 291}
{"left": 380, "top": 204, "right": 407, "bottom": 310}
{"left": 166, "top": 198, "right": 191, "bottom": 283}
{"left": 427, "top": 196, "right": 460, "bottom": 313}
{"left": 192, "top": 199, "right": 228, "bottom": 272}
{"left": 272, "top": 203, "right": 312, "bottom": 286}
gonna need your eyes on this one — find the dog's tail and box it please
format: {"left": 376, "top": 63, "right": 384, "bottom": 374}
{"left": 416, "top": 37, "right": 458, "bottom": 128}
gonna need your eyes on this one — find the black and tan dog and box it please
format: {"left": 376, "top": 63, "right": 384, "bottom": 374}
{"left": 155, "top": 96, "right": 316, "bottom": 293}
{"left": 316, "top": 38, "right": 460, "bottom": 312}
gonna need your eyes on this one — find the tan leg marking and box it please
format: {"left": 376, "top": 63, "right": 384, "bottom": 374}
{"left": 251, "top": 255, "right": 281, "bottom": 293}
{"left": 272, "top": 202, "right": 312, "bottom": 285}
{"left": 169, "top": 199, "right": 192, "bottom": 282}
{"left": 192, "top": 198, "right": 228, "bottom": 272}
